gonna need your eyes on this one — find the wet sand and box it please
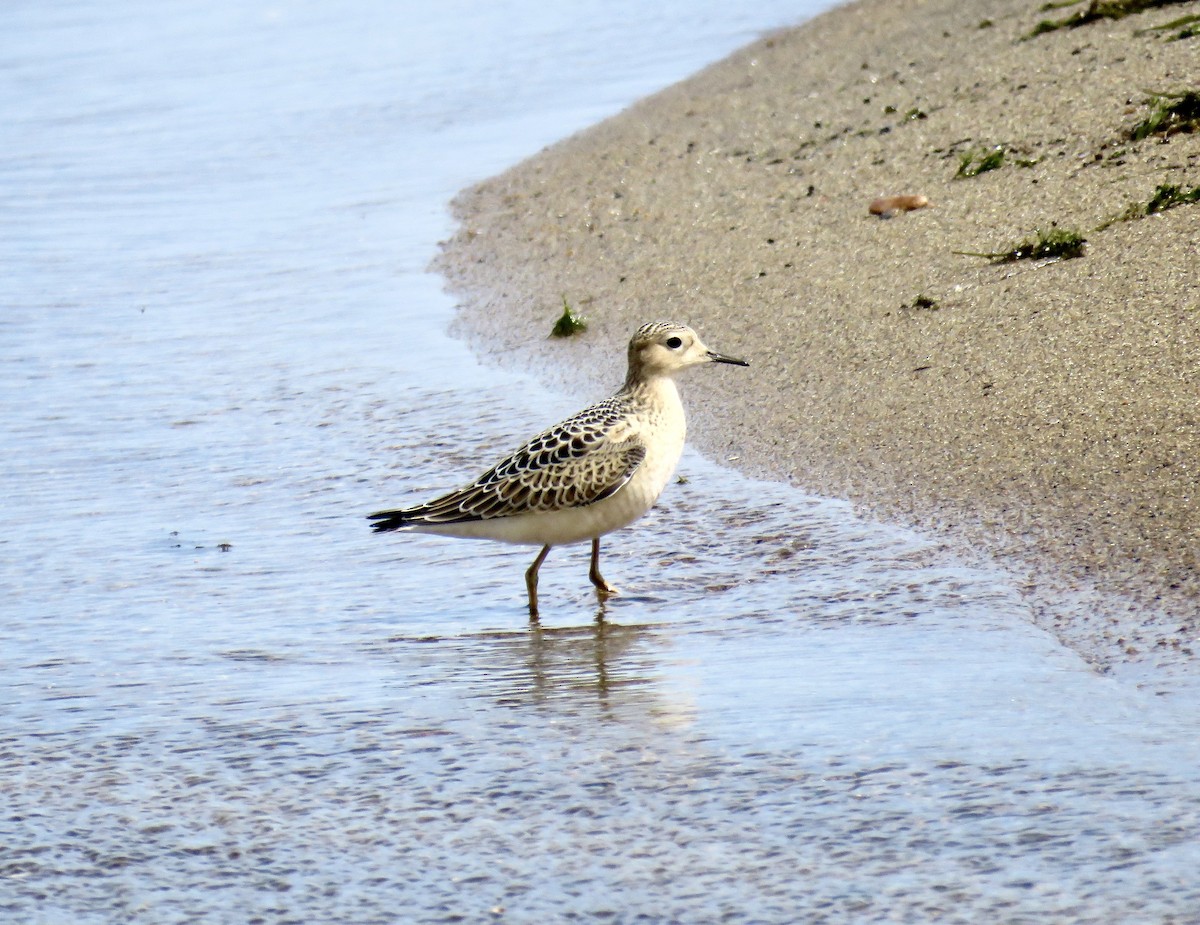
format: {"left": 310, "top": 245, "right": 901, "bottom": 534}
{"left": 436, "top": 0, "right": 1200, "bottom": 681}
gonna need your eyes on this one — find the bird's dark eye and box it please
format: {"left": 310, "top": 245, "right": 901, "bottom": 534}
{"left": 666, "top": 336, "right": 683, "bottom": 349}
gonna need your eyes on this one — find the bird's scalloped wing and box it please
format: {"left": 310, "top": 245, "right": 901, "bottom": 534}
{"left": 370, "top": 397, "right": 646, "bottom": 527}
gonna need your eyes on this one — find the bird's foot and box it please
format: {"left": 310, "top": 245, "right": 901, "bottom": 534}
{"left": 590, "top": 577, "right": 619, "bottom": 597}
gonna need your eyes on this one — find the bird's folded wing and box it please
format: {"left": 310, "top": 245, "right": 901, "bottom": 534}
{"left": 400, "top": 438, "right": 647, "bottom": 525}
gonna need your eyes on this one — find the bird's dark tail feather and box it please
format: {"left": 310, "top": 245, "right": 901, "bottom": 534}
{"left": 367, "top": 510, "right": 410, "bottom": 533}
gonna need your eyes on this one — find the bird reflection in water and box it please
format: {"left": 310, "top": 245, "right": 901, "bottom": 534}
{"left": 389, "top": 614, "right": 679, "bottom": 718}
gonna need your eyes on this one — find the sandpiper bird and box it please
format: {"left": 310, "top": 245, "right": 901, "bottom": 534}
{"left": 368, "top": 321, "right": 747, "bottom": 619}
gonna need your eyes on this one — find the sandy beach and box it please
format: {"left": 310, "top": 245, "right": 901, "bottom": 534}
{"left": 436, "top": 0, "right": 1200, "bottom": 681}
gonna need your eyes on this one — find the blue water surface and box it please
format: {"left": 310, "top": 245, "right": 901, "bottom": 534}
{"left": 3, "top": 1, "right": 1199, "bottom": 922}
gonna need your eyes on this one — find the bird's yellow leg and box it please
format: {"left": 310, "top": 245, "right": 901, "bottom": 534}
{"left": 588, "top": 537, "right": 619, "bottom": 596}
{"left": 525, "top": 545, "right": 552, "bottom": 620}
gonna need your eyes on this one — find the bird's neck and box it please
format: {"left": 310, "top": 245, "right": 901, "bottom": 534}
{"left": 620, "top": 372, "right": 681, "bottom": 411}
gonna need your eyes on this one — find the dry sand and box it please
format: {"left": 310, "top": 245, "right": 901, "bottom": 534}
{"left": 435, "top": 0, "right": 1200, "bottom": 684}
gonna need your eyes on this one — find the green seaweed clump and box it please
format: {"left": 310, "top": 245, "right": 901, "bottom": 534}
{"left": 1146, "top": 182, "right": 1200, "bottom": 213}
{"left": 1129, "top": 91, "right": 1200, "bottom": 141}
{"left": 1135, "top": 12, "right": 1200, "bottom": 38}
{"left": 1170, "top": 16, "right": 1200, "bottom": 38}
{"left": 1030, "top": 0, "right": 1193, "bottom": 36}
{"left": 550, "top": 297, "right": 588, "bottom": 338}
{"left": 957, "top": 228, "right": 1088, "bottom": 263}
{"left": 1094, "top": 182, "right": 1200, "bottom": 229}
{"left": 956, "top": 146, "right": 1006, "bottom": 178}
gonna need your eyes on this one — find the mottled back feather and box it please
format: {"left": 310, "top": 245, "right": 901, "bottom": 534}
{"left": 369, "top": 395, "right": 648, "bottom": 531}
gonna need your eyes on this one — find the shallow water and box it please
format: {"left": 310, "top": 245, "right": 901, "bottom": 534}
{"left": 4, "top": 1, "right": 1200, "bottom": 922}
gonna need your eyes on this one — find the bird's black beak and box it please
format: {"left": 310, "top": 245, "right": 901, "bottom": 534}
{"left": 707, "top": 350, "right": 748, "bottom": 367}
